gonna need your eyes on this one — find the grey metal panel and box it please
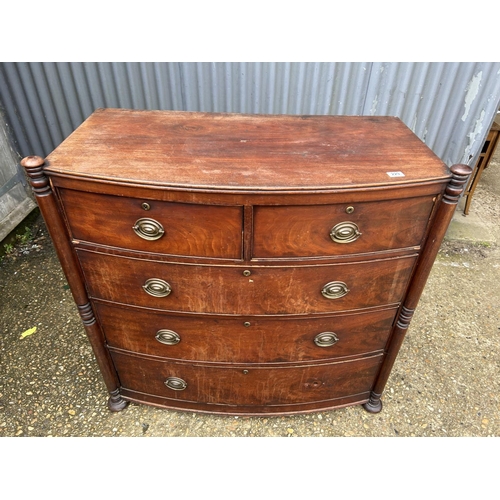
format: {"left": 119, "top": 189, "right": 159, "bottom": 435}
{"left": 0, "top": 63, "right": 47, "bottom": 156}
{"left": 1, "top": 62, "right": 500, "bottom": 169}
{"left": 362, "top": 62, "right": 500, "bottom": 167}
{"left": 0, "top": 65, "right": 31, "bottom": 156}
{"left": 172, "top": 62, "right": 372, "bottom": 116}
{"left": 455, "top": 63, "right": 500, "bottom": 165}
{"left": 67, "top": 63, "right": 95, "bottom": 119}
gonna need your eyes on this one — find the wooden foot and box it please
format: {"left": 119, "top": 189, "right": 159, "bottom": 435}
{"left": 108, "top": 389, "right": 129, "bottom": 412}
{"left": 362, "top": 392, "right": 383, "bottom": 413}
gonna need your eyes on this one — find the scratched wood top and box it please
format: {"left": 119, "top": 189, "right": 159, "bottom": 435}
{"left": 45, "top": 108, "right": 450, "bottom": 192}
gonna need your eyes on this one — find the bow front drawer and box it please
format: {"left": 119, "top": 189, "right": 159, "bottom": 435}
{"left": 96, "top": 302, "right": 398, "bottom": 363}
{"left": 77, "top": 249, "right": 417, "bottom": 314}
{"left": 59, "top": 189, "right": 243, "bottom": 258}
{"left": 253, "top": 196, "right": 436, "bottom": 258}
{"left": 110, "top": 350, "right": 383, "bottom": 407}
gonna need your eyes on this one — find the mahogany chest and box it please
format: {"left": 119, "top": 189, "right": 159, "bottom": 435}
{"left": 22, "top": 109, "right": 471, "bottom": 415}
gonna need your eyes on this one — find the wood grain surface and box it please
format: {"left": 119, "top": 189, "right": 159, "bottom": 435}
{"left": 253, "top": 195, "right": 436, "bottom": 257}
{"left": 59, "top": 188, "right": 243, "bottom": 258}
{"left": 45, "top": 109, "right": 449, "bottom": 191}
{"left": 77, "top": 249, "right": 417, "bottom": 315}
{"left": 110, "top": 349, "right": 384, "bottom": 406}
{"left": 96, "top": 301, "right": 397, "bottom": 363}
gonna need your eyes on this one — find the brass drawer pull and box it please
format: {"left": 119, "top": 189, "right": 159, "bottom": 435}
{"left": 133, "top": 218, "right": 165, "bottom": 240}
{"left": 314, "top": 331, "right": 339, "bottom": 347}
{"left": 330, "top": 221, "right": 361, "bottom": 244}
{"left": 164, "top": 377, "right": 187, "bottom": 391}
{"left": 321, "top": 281, "right": 349, "bottom": 299}
{"left": 155, "top": 329, "right": 180, "bottom": 345}
{"left": 143, "top": 278, "right": 172, "bottom": 297}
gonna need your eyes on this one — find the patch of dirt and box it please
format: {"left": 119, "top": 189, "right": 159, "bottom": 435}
{"left": 0, "top": 209, "right": 47, "bottom": 264}
{"left": 439, "top": 240, "right": 494, "bottom": 259}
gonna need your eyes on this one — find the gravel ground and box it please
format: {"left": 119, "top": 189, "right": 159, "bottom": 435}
{"left": 1, "top": 157, "right": 499, "bottom": 441}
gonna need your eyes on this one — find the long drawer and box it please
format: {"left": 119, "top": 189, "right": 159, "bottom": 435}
{"left": 78, "top": 249, "right": 417, "bottom": 315}
{"left": 59, "top": 189, "right": 243, "bottom": 258}
{"left": 110, "top": 350, "right": 383, "bottom": 406}
{"left": 252, "top": 196, "right": 436, "bottom": 258}
{"left": 95, "top": 301, "right": 398, "bottom": 363}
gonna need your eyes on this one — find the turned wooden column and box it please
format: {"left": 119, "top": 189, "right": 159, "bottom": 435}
{"left": 363, "top": 164, "right": 473, "bottom": 413}
{"left": 21, "top": 156, "right": 128, "bottom": 412}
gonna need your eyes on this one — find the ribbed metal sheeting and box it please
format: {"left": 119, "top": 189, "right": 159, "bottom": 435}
{"left": 364, "top": 62, "right": 500, "bottom": 166}
{"left": 1, "top": 62, "right": 500, "bottom": 166}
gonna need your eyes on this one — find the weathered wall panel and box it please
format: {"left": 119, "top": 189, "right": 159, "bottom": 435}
{"left": 1, "top": 62, "right": 500, "bottom": 168}
{"left": 0, "top": 107, "right": 36, "bottom": 241}
{"left": 363, "top": 62, "right": 500, "bottom": 165}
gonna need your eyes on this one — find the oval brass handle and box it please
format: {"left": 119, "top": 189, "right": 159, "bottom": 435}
{"left": 164, "top": 377, "right": 187, "bottom": 391}
{"left": 143, "top": 278, "right": 172, "bottom": 297}
{"left": 133, "top": 218, "right": 165, "bottom": 241}
{"left": 314, "top": 331, "right": 339, "bottom": 347}
{"left": 321, "top": 281, "right": 349, "bottom": 299}
{"left": 330, "top": 221, "right": 361, "bottom": 244}
{"left": 155, "top": 329, "right": 180, "bottom": 345}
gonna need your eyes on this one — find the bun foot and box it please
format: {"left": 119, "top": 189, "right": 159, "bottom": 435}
{"left": 108, "top": 389, "right": 129, "bottom": 412}
{"left": 362, "top": 392, "right": 382, "bottom": 413}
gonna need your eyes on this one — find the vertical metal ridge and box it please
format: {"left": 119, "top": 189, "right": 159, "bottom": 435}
{"left": 10, "top": 62, "right": 50, "bottom": 155}
{"left": 55, "top": 63, "right": 84, "bottom": 129}
{"left": 27, "top": 63, "right": 61, "bottom": 148}
{"left": 82, "top": 63, "right": 104, "bottom": 111}
{"left": 402, "top": 62, "right": 429, "bottom": 133}
{"left": 69, "top": 63, "right": 94, "bottom": 118}
{"left": 424, "top": 63, "right": 461, "bottom": 154}
{"left": 0, "top": 63, "right": 34, "bottom": 156}
{"left": 110, "top": 62, "right": 129, "bottom": 108}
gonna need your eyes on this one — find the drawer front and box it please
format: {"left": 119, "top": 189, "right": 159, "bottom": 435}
{"left": 110, "top": 350, "right": 383, "bottom": 406}
{"left": 253, "top": 196, "right": 436, "bottom": 258}
{"left": 58, "top": 189, "right": 243, "bottom": 258}
{"left": 96, "top": 302, "right": 397, "bottom": 363}
{"left": 78, "top": 250, "right": 416, "bottom": 314}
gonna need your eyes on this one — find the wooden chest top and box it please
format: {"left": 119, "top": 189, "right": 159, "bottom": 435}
{"left": 45, "top": 108, "right": 449, "bottom": 191}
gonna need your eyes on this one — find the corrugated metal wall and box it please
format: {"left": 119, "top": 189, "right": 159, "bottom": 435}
{"left": 1, "top": 62, "right": 500, "bottom": 167}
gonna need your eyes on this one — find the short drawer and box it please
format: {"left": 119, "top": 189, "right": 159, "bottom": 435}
{"left": 78, "top": 249, "right": 417, "bottom": 314}
{"left": 96, "top": 302, "right": 397, "bottom": 363}
{"left": 110, "top": 350, "right": 383, "bottom": 406}
{"left": 252, "top": 196, "right": 436, "bottom": 258}
{"left": 58, "top": 189, "right": 243, "bottom": 258}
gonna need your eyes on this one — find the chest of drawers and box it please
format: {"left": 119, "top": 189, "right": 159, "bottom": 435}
{"left": 22, "top": 109, "right": 471, "bottom": 415}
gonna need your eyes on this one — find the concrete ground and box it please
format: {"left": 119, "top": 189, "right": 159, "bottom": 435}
{"left": 1, "top": 155, "right": 499, "bottom": 439}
